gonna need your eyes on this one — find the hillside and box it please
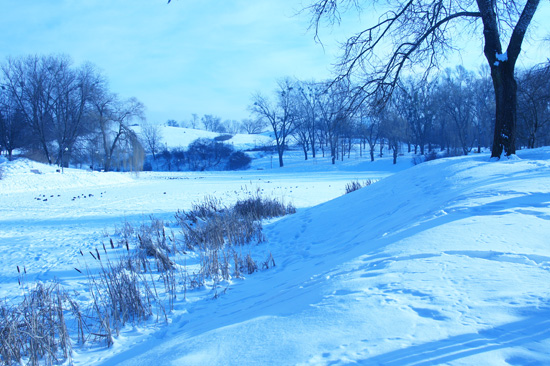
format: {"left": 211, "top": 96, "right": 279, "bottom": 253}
{"left": 100, "top": 148, "right": 550, "bottom": 365}
{"left": 1, "top": 148, "right": 549, "bottom": 365}
{"left": 132, "top": 125, "right": 273, "bottom": 151}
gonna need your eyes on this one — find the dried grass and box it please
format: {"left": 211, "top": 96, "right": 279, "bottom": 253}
{"left": 345, "top": 179, "right": 375, "bottom": 194}
{"left": 0, "top": 282, "right": 73, "bottom": 366}
{"left": 1, "top": 193, "right": 294, "bottom": 364}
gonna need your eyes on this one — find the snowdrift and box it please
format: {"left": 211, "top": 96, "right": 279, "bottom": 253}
{"left": 0, "top": 157, "right": 134, "bottom": 193}
{"left": 103, "top": 148, "right": 550, "bottom": 366}
{"left": 1, "top": 148, "right": 549, "bottom": 365}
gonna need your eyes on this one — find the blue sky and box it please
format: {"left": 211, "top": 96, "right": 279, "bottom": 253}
{"left": 1, "top": 1, "right": 548, "bottom": 125}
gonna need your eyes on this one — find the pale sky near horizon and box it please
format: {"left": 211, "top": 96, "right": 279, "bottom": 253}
{"left": 1, "top": 1, "right": 548, "bottom": 125}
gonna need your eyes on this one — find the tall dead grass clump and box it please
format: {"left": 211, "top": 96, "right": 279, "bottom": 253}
{"left": 0, "top": 194, "right": 295, "bottom": 363}
{"left": 233, "top": 194, "right": 296, "bottom": 220}
{"left": 175, "top": 194, "right": 295, "bottom": 283}
{"left": 345, "top": 179, "right": 376, "bottom": 194}
{"left": 0, "top": 281, "right": 73, "bottom": 366}
{"left": 136, "top": 218, "right": 175, "bottom": 272}
{"left": 85, "top": 253, "right": 155, "bottom": 346}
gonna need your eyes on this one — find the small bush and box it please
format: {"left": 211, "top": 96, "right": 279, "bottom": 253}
{"left": 412, "top": 150, "right": 439, "bottom": 165}
{"left": 186, "top": 138, "right": 233, "bottom": 171}
{"left": 214, "top": 134, "right": 233, "bottom": 142}
{"left": 345, "top": 179, "right": 375, "bottom": 194}
{"left": 143, "top": 161, "right": 153, "bottom": 171}
{"left": 424, "top": 150, "right": 439, "bottom": 162}
{"left": 227, "top": 151, "right": 251, "bottom": 170}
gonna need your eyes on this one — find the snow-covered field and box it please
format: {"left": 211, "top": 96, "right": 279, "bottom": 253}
{"left": 1, "top": 147, "right": 549, "bottom": 365}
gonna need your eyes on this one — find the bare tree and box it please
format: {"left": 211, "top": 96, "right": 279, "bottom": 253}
{"left": 250, "top": 79, "right": 297, "bottom": 167}
{"left": 437, "top": 67, "right": 479, "bottom": 155}
{"left": 90, "top": 86, "right": 145, "bottom": 171}
{"left": 241, "top": 118, "right": 266, "bottom": 134}
{"left": 380, "top": 99, "right": 408, "bottom": 164}
{"left": 471, "top": 65, "right": 495, "bottom": 153}
{"left": 0, "top": 93, "right": 28, "bottom": 161}
{"left": 316, "top": 79, "right": 353, "bottom": 164}
{"left": 517, "top": 62, "right": 550, "bottom": 148}
{"left": 114, "top": 127, "right": 145, "bottom": 172}
{"left": 201, "top": 114, "right": 225, "bottom": 132}
{"left": 356, "top": 103, "right": 381, "bottom": 162}
{"left": 1, "top": 56, "right": 58, "bottom": 163}
{"left": 392, "top": 77, "right": 435, "bottom": 155}
{"left": 50, "top": 61, "right": 100, "bottom": 168}
{"left": 295, "top": 80, "right": 326, "bottom": 159}
{"left": 223, "top": 119, "right": 242, "bottom": 135}
{"left": 190, "top": 113, "right": 199, "bottom": 129}
{"left": 307, "top": 0, "right": 543, "bottom": 159}
{"left": 1, "top": 55, "right": 100, "bottom": 165}
{"left": 140, "top": 122, "right": 163, "bottom": 161}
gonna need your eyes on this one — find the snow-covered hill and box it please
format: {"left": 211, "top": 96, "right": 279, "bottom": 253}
{"left": 1, "top": 148, "right": 549, "bottom": 365}
{"left": 132, "top": 125, "right": 273, "bottom": 151}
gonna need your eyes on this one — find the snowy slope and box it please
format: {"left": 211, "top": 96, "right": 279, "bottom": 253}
{"left": 99, "top": 148, "right": 550, "bottom": 366}
{"left": 0, "top": 157, "right": 134, "bottom": 193}
{"left": 132, "top": 125, "right": 273, "bottom": 150}
{"left": 1, "top": 148, "right": 549, "bottom": 365}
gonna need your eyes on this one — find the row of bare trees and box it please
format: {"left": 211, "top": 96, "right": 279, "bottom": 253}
{"left": 305, "top": 0, "right": 545, "bottom": 160}
{"left": 251, "top": 61, "right": 549, "bottom": 167}
{"left": 166, "top": 114, "right": 266, "bottom": 136}
{"left": 0, "top": 54, "right": 145, "bottom": 171}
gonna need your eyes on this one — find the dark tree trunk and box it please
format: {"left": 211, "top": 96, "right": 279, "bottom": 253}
{"left": 277, "top": 147, "right": 284, "bottom": 167}
{"left": 476, "top": 0, "right": 540, "bottom": 158}
{"left": 490, "top": 63, "right": 517, "bottom": 158}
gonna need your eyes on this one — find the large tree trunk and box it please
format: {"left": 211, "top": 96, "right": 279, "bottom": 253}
{"left": 476, "top": 0, "right": 540, "bottom": 158}
{"left": 490, "top": 63, "right": 517, "bottom": 157}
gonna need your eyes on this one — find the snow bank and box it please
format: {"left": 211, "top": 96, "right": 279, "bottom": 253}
{"left": 2, "top": 147, "right": 549, "bottom": 366}
{"left": 101, "top": 148, "right": 550, "bottom": 366}
{"left": 0, "top": 158, "right": 134, "bottom": 193}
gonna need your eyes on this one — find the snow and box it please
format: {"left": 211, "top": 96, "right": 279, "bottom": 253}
{"left": 494, "top": 52, "right": 508, "bottom": 66}
{"left": 1, "top": 146, "right": 550, "bottom": 366}
{"left": 496, "top": 52, "right": 508, "bottom": 62}
{"left": 132, "top": 125, "right": 273, "bottom": 150}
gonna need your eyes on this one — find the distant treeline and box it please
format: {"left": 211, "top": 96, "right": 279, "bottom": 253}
{"left": 249, "top": 63, "right": 550, "bottom": 166}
